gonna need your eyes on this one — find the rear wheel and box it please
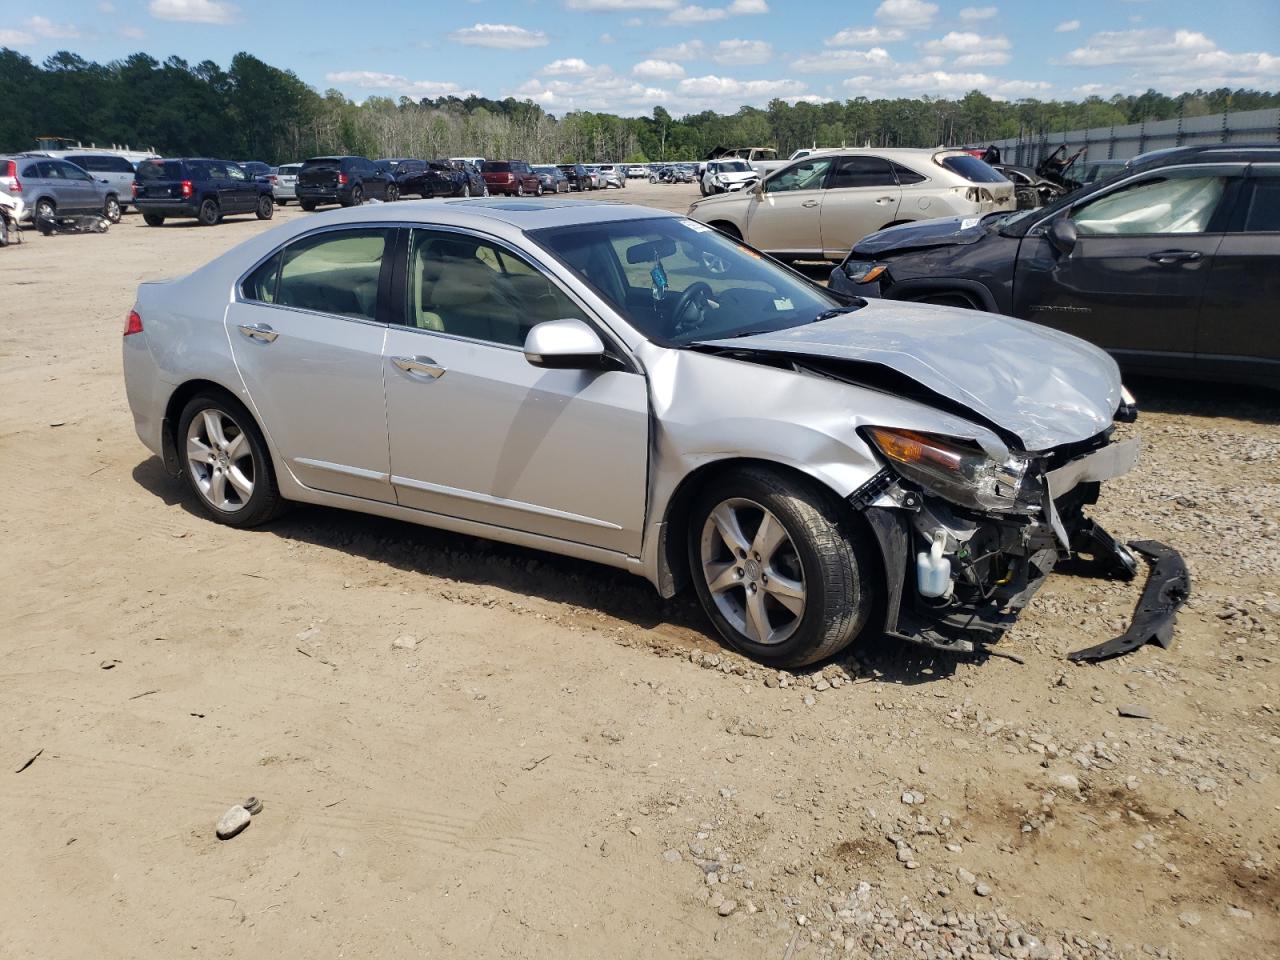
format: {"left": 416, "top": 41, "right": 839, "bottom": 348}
{"left": 516, "top": 181, "right": 525, "bottom": 197}
{"left": 35, "top": 198, "right": 56, "bottom": 221}
{"left": 688, "top": 466, "right": 876, "bottom": 668}
{"left": 103, "top": 196, "right": 122, "bottom": 223}
{"left": 255, "top": 195, "right": 274, "bottom": 220}
{"left": 386, "top": 184, "right": 400, "bottom": 203}
{"left": 462, "top": 183, "right": 471, "bottom": 197}
{"left": 0, "top": 214, "right": 8, "bottom": 247}
{"left": 535, "top": 182, "right": 544, "bottom": 196}
{"left": 143, "top": 213, "right": 165, "bottom": 226}
{"left": 300, "top": 200, "right": 316, "bottom": 211}
{"left": 349, "top": 186, "right": 364, "bottom": 207}
{"left": 177, "top": 392, "right": 283, "bottom": 528}
{"left": 197, "top": 198, "right": 220, "bottom": 226}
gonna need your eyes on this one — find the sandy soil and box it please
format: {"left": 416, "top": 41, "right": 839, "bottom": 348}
{"left": 1, "top": 182, "right": 1277, "bottom": 960}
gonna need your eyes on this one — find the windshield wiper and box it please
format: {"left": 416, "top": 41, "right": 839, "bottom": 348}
{"left": 813, "top": 304, "right": 863, "bottom": 322}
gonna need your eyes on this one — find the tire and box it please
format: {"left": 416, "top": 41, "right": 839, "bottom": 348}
{"left": 300, "top": 200, "right": 316, "bottom": 211}
{"left": 348, "top": 186, "right": 364, "bottom": 207}
{"left": 710, "top": 221, "right": 742, "bottom": 241}
{"left": 275, "top": 199, "right": 287, "bottom": 206}
{"left": 462, "top": 183, "right": 471, "bottom": 197}
{"left": 35, "top": 198, "right": 56, "bottom": 221}
{"left": 143, "top": 213, "right": 165, "bottom": 226}
{"left": 197, "top": 198, "right": 220, "bottom": 226}
{"left": 103, "top": 195, "right": 122, "bottom": 223}
{"left": 535, "top": 182, "right": 544, "bottom": 197}
{"left": 255, "top": 195, "right": 274, "bottom": 220}
{"left": 516, "top": 181, "right": 525, "bottom": 197}
{"left": 0, "top": 215, "right": 8, "bottom": 247}
{"left": 688, "top": 466, "right": 876, "bottom": 669}
{"left": 177, "top": 392, "right": 284, "bottom": 528}
{"left": 386, "top": 184, "right": 400, "bottom": 203}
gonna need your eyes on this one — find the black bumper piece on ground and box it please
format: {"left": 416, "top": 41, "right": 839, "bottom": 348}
{"left": 1067, "top": 541, "right": 1191, "bottom": 662}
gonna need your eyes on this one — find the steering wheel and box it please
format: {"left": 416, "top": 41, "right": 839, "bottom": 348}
{"left": 671, "top": 281, "right": 714, "bottom": 336}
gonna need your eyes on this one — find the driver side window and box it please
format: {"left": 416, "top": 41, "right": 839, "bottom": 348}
{"left": 765, "top": 158, "right": 834, "bottom": 194}
{"left": 1071, "top": 174, "right": 1227, "bottom": 236}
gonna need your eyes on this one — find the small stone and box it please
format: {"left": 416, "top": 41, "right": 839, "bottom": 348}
{"left": 718, "top": 899, "right": 738, "bottom": 917}
{"left": 1226, "top": 906, "right": 1253, "bottom": 920}
{"left": 1055, "top": 773, "right": 1081, "bottom": 793}
{"left": 1117, "top": 703, "right": 1153, "bottom": 720}
{"left": 814, "top": 679, "right": 830, "bottom": 692}
{"left": 1178, "top": 911, "right": 1201, "bottom": 926}
{"left": 974, "top": 882, "right": 993, "bottom": 897}
{"left": 803, "top": 694, "right": 816, "bottom": 707}
{"left": 216, "top": 805, "right": 251, "bottom": 840}
{"left": 391, "top": 635, "right": 417, "bottom": 651}
{"left": 600, "top": 728, "right": 624, "bottom": 743}
{"left": 662, "top": 848, "right": 682, "bottom": 863}
{"left": 956, "top": 867, "right": 977, "bottom": 885}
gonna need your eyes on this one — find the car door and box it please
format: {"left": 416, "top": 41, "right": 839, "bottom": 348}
{"left": 819, "top": 155, "right": 902, "bottom": 255}
{"left": 744, "top": 156, "right": 836, "bottom": 255}
{"left": 382, "top": 227, "right": 650, "bottom": 556}
{"left": 42, "top": 160, "right": 94, "bottom": 213}
{"left": 1195, "top": 164, "right": 1280, "bottom": 379}
{"left": 226, "top": 226, "right": 398, "bottom": 502}
{"left": 1012, "top": 164, "right": 1240, "bottom": 365}
{"left": 224, "top": 162, "right": 256, "bottom": 211}
{"left": 203, "top": 162, "right": 238, "bottom": 213}
{"left": 363, "top": 159, "right": 388, "bottom": 200}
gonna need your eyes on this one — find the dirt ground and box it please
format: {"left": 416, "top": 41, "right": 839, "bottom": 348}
{"left": 1, "top": 181, "right": 1277, "bottom": 960}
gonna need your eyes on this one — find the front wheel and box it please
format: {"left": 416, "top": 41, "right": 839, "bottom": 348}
{"left": 255, "top": 195, "right": 274, "bottom": 220}
{"left": 177, "top": 393, "right": 283, "bottom": 528}
{"left": 688, "top": 467, "right": 876, "bottom": 668}
{"left": 535, "top": 182, "right": 544, "bottom": 196}
{"left": 197, "top": 198, "right": 220, "bottom": 226}
{"left": 103, "top": 196, "right": 122, "bottom": 223}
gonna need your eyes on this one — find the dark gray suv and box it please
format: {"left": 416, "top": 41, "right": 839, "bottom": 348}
{"left": 0, "top": 155, "right": 122, "bottom": 223}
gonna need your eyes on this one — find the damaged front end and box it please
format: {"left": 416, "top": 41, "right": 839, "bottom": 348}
{"left": 852, "top": 425, "right": 1189, "bottom": 661}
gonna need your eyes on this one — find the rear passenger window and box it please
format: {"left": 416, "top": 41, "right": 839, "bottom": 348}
{"left": 406, "top": 229, "right": 586, "bottom": 347}
{"left": 829, "top": 156, "right": 896, "bottom": 189}
{"left": 1240, "top": 180, "right": 1280, "bottom": 232}
{"left": 277, "top": 229, "right": 392, "bottom": 322}
{"left": 241, "top": 251, "right": 283, "bottom": 304}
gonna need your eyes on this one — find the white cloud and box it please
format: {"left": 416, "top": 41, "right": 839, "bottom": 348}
{"left": 875, "top": 0, "right": 937, "bottom": 30}
{"left": 1059, "top": 27, "right": 1213, "bottom": 66}
{"left": 448, "top": 23, "right": 548, "bottom": 48}
{"left": 0, "top": 29, "right": 34, "bottom": 45}
{"left": 954, "top": 50, "right": 1010, "bottom": 67}
{"left": 713, "top": 39, "right": 772, "bottom": 65}
{"left": 600, "top": 33, "right": 615, "bottom": 43}
{"left": 633, "top": 58, "right": 686, "bottom": 79}
{"left": 651, "top": 39, "right": 706, "bottom": 60}
{"left": 727, "top": 0, "right": 769, "bottom": 12}
{"left": 677, "top": 74, "right": 806, "bottom": 98}
{"left": 98, "top": 1, "right": 116, "bottom": 11}
{"left": 958, "top": 6, "right": 997, "bottom": 21}
{"left": 148, "top": 0, "right": 238, "bottom": 24}
{"left": 21, "top": 15, "right": 80, "bottom": 38}
{"left": 665, "top": 5, "right": 727, "bottom": 23}
{"left": 623, "top": 17, "right": 644, "bottom": 27}
{"left": 541, "top": 58, "right": 595, "bottom": 76}
{"left": 827, "top": 26, "right": 905, "bottom": 47}
{"left": 792, "top": 47, "right": 894, "bottom": 73}
{"left": 1055, "top": 20, "right": 1080, "bottom": 33}
{"left": 920, "top": 31, "right": 1010, "bottom": 54}
{"left": 325, "top": 71, "right": 475, "bottom": 99}
{"left": 889, "top": 70, "right": 1049, "bottom": 97}
{"left": 120, "top": 26, "right": 146, "bottom": 39}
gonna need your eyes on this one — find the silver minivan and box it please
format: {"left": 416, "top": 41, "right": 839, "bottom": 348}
{"left": 62, "top": 153, "right": 137, "bottom": 213}
{"left": 0, "top": 155, "right": 121, "bottom": 223}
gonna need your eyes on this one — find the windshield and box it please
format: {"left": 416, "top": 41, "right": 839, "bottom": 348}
{"left": 531, "top": 217, "right": 847, "bottom": 346}
{"left": 940, "top": 154, "right": 1008, "bottom": 184}
{"left": 716, "top": 161, "right": 751, "bottom": 173}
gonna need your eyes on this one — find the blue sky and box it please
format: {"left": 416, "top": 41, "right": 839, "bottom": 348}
{"left": 4, "top": 0, "right": 1278, "bottom": 115}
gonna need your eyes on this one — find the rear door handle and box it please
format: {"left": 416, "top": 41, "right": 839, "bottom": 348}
{"left": 1147, "top": 250, "right": 1202, "bottom": 264}
{"left": 392, "top": 355, "right": 446, "bottom": 379}
{"left": 237, "top": 322, "right": 278, "bottom": 343}
{"left": 875, "top": 196, "right": 894, "bottom": 204}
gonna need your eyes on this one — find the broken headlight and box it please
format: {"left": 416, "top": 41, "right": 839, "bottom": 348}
{"left": 865, "top": 427, "right": 1041, "bottom": 514}
{"left": 842, "top": 260, "right": 887, "bottom": 284}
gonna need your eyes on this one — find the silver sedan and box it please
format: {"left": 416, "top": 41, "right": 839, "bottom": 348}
{"left": 122, "top": 199, "right": 1170, "bottom": 667}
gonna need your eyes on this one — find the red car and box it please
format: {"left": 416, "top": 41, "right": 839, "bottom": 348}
{"left": 481, "top": 160, "right": 543, "bottom": 197}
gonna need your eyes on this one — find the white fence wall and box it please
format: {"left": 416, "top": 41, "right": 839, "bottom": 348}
{"left": 970, "top": 108, "right": 1280, "bottom": 167}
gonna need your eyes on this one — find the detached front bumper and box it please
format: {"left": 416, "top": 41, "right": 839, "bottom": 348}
{"left": 859, "top": 436, "right": 1189, "bottom": 660}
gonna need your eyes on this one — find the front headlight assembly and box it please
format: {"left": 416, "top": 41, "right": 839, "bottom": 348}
{"left": 865, "top": 427, "right": 1042, "bottom": 514}
{"left": 842, "top": 261, "right": 887, "bottom": 285}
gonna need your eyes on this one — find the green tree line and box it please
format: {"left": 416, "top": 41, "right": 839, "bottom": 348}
{"left": 3, "top": 47, "right": 1278, "bottom": 164}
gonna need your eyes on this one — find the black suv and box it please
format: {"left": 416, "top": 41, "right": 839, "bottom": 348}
{"left": 133, "top": 158, "right": 274, "bottom": 226}
{"left": 830, "top": 144, "right": 1280, "bottom": 388}
{"left": 296, "top": 156, "right": 392, "bottom": 209}
{"left": 557, "top": 163, "right": 592, "bottom": 191}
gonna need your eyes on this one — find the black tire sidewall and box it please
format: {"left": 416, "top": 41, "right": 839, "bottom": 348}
{"left": 177, "top": 392, "right": 281, "bottom": 528}
{"left": 688, "top": 469, "right": 872, "bottom": 668}
{"left": 256, "top": 196, "right": 273, "bottom": 219}
{"left": 198, "top": 199, "right": 219, "bottom": 226}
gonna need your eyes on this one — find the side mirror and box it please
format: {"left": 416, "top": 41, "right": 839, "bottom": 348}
{"left": 524, "top": 318, "right": 607, "bottom": 370}
{"left": 1048, "top": 217, "right": 1078, "bottom": 256}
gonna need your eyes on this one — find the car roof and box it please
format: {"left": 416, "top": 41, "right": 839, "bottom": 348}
{"left": 292, "top": 197, "right": 672, "bottom": 232}
{"left": 1128, "top": 143, "right": 1280, "bottom": 166}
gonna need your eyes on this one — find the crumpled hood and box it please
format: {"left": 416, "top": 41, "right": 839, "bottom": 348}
{"left": 855, "top": 214, "right": 993, "bottom": 257}
{"left": 700, "top": 298, "right": 1122, "bottom": 452}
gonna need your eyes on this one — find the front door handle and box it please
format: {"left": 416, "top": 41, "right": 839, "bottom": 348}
{"left": 392, "top": 355, "right": 446, "bottom": 379}
{"left": 1147, "top": 250, "right": 1202, "bottom": 264}
{"left": 875, "top": 196, "right": 894, "bottom": 204}
{"left": 800, "top": 199, "right": 819, "bottom": 208}
{"left": 237, "top": 322, "right": 278, "bottom": 342}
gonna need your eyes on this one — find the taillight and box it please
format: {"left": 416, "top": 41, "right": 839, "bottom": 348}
{"left": 505, "top": 173, "right": 514, "bottom": 181}
{"left": 123, "top": 310, "right": 143, "bottom": 336}
{"left": 338, "top": 172, "right": 348, "bottom": 186}
{"left": 3, "top": 159, "right": 20, "bottom": 193}
{"left": 267, "top": 174, "right": 277, "bottom": 183}
{"left": 180, "top": 179, "right": 193, "bottom": 199}
{"left": 131, "top": 181, "right": 138, "bottom": 199}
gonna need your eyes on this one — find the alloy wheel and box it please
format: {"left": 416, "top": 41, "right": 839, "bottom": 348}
{"left": 700, "top": 498, "right": 806, "bottom": 645}
{"left": 186, "top": 408, "right": 256, "bottom": 513}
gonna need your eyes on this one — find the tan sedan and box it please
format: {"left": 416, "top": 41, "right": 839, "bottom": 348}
{"left": 688, "top": 147, "right": 1015, "bottom": 261}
